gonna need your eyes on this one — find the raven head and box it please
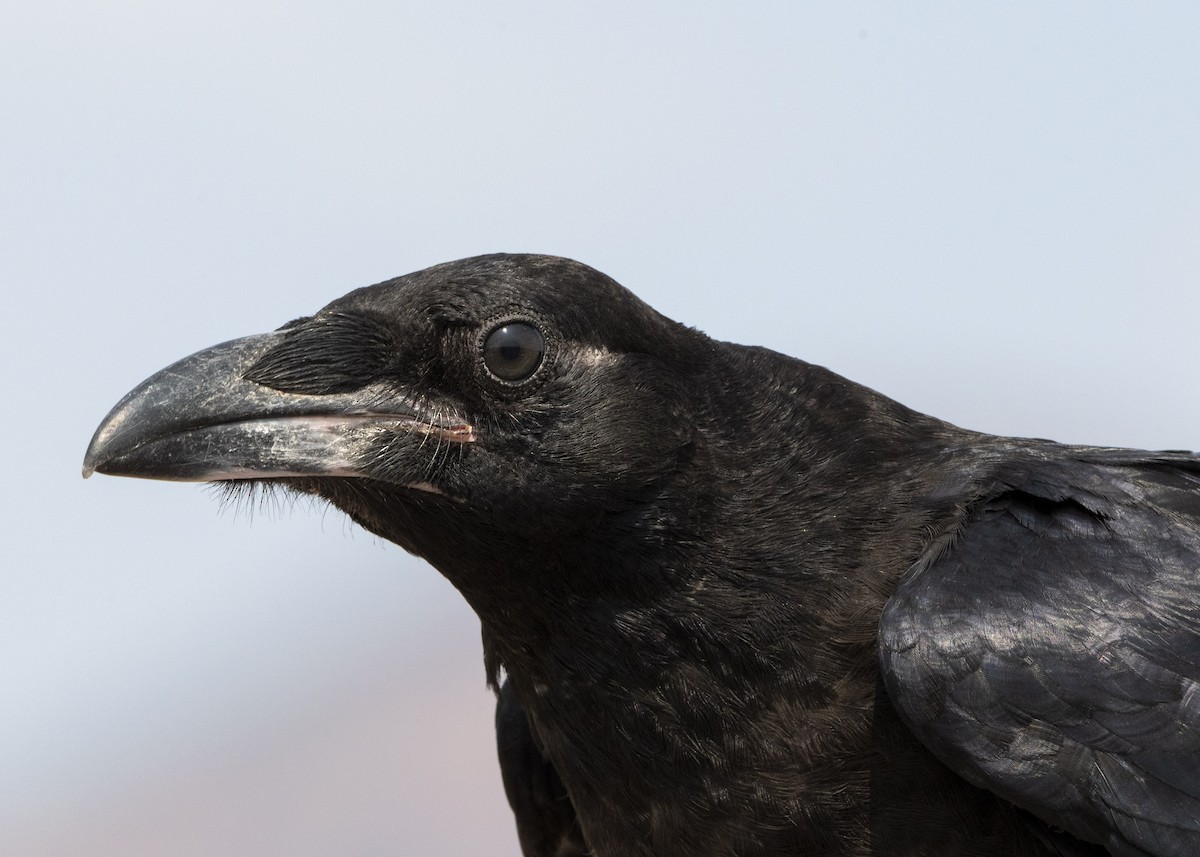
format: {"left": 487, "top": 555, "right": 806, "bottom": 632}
{"left": 86, "top": 254, "right": 973, "bottom": 853}
{"left": 85, "top": 254, "right": 705, "bottom": 637}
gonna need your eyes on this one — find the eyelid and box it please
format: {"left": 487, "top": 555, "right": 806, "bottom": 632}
{"left": 474, "top": 312, "right": 554, "bottom": 396}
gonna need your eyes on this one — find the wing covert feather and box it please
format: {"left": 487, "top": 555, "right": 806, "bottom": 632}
{"left": 880, "top": 456, "right": 1200, "bottom": 857}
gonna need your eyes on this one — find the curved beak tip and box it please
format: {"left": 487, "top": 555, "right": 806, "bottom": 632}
{"left": 82, "top": 433, "right": 103, "bottom": 479}
{"left": 82, "top": 444, "right": 103, "bottom": 478}
{"left": 83, "top": 416, "right": 121, "bottom": 480}
{"left": 81, "top": 334, "right": 278, "bottom": 484}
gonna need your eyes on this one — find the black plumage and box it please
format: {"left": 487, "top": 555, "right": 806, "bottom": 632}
{"left": 84, "top": 254, "right": 1200, "bottom": 856}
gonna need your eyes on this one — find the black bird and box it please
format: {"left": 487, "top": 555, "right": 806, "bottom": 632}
{"left": 84, "top": 255, "right": 1200, "bottom": 857}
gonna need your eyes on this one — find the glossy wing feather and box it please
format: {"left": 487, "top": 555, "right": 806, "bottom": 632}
{"left": 880, "top": 455, "right": 1200, "bottom": 857}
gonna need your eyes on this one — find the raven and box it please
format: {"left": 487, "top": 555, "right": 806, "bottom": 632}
{"left": 84, "top": 254, "right": 1200, "bottom": 857}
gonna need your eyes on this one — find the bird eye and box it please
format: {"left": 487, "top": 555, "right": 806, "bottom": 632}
{"left": 482, "top": 322, "right": 545, "bottom": 382}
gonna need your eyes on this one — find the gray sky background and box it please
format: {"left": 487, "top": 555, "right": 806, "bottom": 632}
{"left": 3, "top": 4, "right": 1198, "bottom": 855}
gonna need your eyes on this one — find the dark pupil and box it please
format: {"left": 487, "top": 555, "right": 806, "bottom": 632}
{"left": 483, "top": 322, "right": 544, "bottom": 381}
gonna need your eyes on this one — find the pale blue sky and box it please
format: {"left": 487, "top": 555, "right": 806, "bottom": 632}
{"left": 3, "top": 4, "right": 1198, "bottom": 855}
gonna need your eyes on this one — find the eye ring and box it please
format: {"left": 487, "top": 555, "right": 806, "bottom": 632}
{"left": 481, "top": 320, "right": 546, "bottom": 383}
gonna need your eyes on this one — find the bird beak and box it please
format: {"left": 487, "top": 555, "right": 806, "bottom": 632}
{"left": 83, "top": 333, "right": 471, "bottom": 483}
